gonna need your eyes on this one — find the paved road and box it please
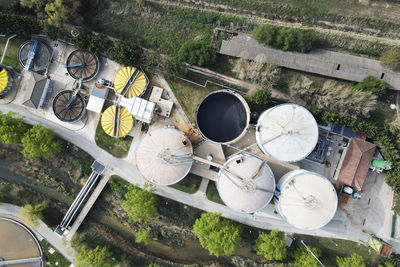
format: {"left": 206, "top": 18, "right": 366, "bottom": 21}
{"left": 220, "top": 34, "right": 400, "bottom": 90}
{"left": 0, "top": 101, "right": 385, "bottom": 252}
{"left": 0, "top": 203, "right": 77, "bottom": 264}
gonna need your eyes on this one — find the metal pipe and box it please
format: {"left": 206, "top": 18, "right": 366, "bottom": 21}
{"left": 0, "top": 34, "right": 17, "bottom": 64}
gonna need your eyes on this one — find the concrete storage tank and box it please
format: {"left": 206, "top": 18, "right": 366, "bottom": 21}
{"left": 196, "top": 90, "right": 250, "bottom": 144}
{"left": 217, "top": 153, "right": 275, "bottom": 213}
{"left": 18, "top": 40, "right": 51, "bottom": 72}
{"left": 0, "top": 66, "right": 13, "bottom": 96}
{"left": 135, "top": 127, "right": 193, "bottom": 185}
{"left": 66, "top": 50, "right": 100, "bottom": 81}
{"left": 53, "top": 90, "right": 86, "bottom": 122}
{"left": 255, "top": 104, "right": 318, "bottom": 162}
{"left": 114, "top": 66, "right": 148, "bottom": 98}
{"left": 101, "top": 106, "right": 134, "bottom": 138}
{"left": 275, "top": 170, "right": 337, "bottom": 230}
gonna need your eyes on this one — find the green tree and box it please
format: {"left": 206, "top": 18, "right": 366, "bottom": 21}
{"left": 19, "top": 203, "right": 44, "bottom": 227}
{"left": 177, "top": 40, "right": 216, "bottom": 66}
{"left": 336, "top": 253, "right": 365, "bottom": 267}
{"left": 252, "top": 24, "right": 277, "bottom": 46}
{"left": 293, "top": 246, "right": 322, "bottom": 267}
{"left": 76, "top": 246, "right": 112, "bottom": 267}
{"left": 354, "top": 76, "right": 386, "bottom": 97}
{"left": 122, "top": 184, "right": 158, "bottom": 223}
{"left": 135, "top": 229, "right": 151, "bottom": 245}
{"left": 193, "top": 212, "right": 242, "bottom": 257}
{"left": 0, "top": 111, "right": 28, "bottom": 144}
{"left": 44, "top": 0, "right": 82, "bottom": 28}
{"left": 148, "top": 263, "right": 161, "bottom": 267}
{"left": 250, "top": 89, "right": 272, "bottom": 112}
{"left": 381, "top": 48, "right": 400, "bottom": 70}
{"left": 254, "top": 230, "right": 286, "bottom": 261}
{"left": 21, "top": 124, "right": 61, "bottom": 158}
{"left": 108, "top": 40, "right": 142, "bottom": 66}
{"left": 20, "top": 0, "right": 48, "bottom": 12}
{"left": 72, "top": 29, "right": 113, "bottom": 56}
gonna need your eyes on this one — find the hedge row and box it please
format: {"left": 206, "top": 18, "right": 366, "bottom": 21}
{"left": 0, "top": 12, "right": 40, "bottom": 38}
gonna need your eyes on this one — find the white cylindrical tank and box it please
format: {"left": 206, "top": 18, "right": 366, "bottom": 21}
{"left": 135, "top": 127, "right": 193, "bottom": 185}
{"left": 275, "top": 169, "right": 337, "bottom": 230}
{"left": 217, "top": 153, "right": 275, "bottom": 213}
{"left": 255, "top": 104, "right": 319, "bottom": 162}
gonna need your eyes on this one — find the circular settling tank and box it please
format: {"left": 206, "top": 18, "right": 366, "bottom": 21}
{"left": 66, "top": 50, "right": 100, "bottom": 81}
{"left": 217, "top": 154, "right": 275, "bottom": 213}
{"left": 275, "top": 170, "right": 338, "bottom": 230}
{"left": 101, "top": 106, "right": 134, "bottom": 138}
{"left": 0, "top": 66, "right": 12, "bottom": 96}
{"left": 0, "top": 217, "right": 44, "bottom": 266}
{"left": 18, "top": 40, "right": 51, "bottom": 72}
{"left": 113, "top": 66, "right": 147, "bottom": 98}
{"left": 135, "top": 127, "right": 193, "bottom": 185}
{"left": 53, "top": 90, "right": 86, "bottom": 122}
{"left": 196, "top": 90, "right": 250, "bottom": 144}
{"left": 255, "top": 104, "right": 319, "bottom": 162}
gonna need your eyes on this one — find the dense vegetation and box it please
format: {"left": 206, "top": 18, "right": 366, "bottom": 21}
{"left": 0, "top": 12, "right": 40, "bottom": 37}
{"left": 108, "top": 40, "right": 142, "bottom": 66}
{"left": 354, "top": 76, "right": 387, "bottom": 97}
{"left": 177, "top": 40, "right": 216, "bottom": 67}
{"left": 122, "top": 184, "right": 158, "bottom": 223}
{"left": 21, "top": 124, "right": 62, "bottom": 158}
{"left": 252, "top": 24, "right": 317, "bottom": 53}
{"left": 254, "top": 230, "right": 286, "bottom": 261}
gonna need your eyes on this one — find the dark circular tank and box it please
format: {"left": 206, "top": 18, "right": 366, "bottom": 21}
{"left": 66, "top": 50, "right": 99, "bottom": 81}
{"left": 53, "top": 90, "right": 86, "bottom": 122}
{"left": 18, "top": 40, "right": 51, "bottom": 72}
{"left": 195, "top": 90, "right": 250, "bottom": 144}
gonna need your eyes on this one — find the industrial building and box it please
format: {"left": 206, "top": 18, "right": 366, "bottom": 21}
{"left": 217, "top": 153, "right": 275, "bottom": 213}
{"left": 135, "top": 127, "right": 193, "bottom": 185}
{"left": 23, "top": 73, "right": 52, "bottom": 109}
{"left": 255, "top": 104, "right": 319, "bottom": 162}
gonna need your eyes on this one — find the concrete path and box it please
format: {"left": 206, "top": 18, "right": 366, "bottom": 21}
{"left": 220, "top": 34, "right": 400, "bottom": 90}
{"left": 0, "top": 203, "right": 77, "bottom": 264}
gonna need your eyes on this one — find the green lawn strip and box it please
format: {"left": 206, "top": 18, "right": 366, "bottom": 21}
{"left": 292, "top": 234, "right": 380, "bottom": 266}
{"left": 170, "top": 173, "right": 203, "bottom": 194}
{"left": 0, "top": 37, "right": 26, "bottom": 73}
{"left": 94, "top": 121, "right": 132, "bottom": 158}
{"left": 41, "top": 239, "right": 71, "bottom": 267}
{"left": 206, "top": 181, "right": 224, "bottom": 205}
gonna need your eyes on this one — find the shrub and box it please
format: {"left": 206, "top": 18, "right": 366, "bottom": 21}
{"left": 177, "top": 40, "right": 216, "bottom": 66}
{"left": 0, "top": 12, "right": 40, "bottom": 37}
{"left": 0, "top": 111, "right": 28, "bottom": 144}
{"left": 381, "top": 48, "right": 400, "bottom": 70}
{"left": 293, "top": 246, "right": 321, "bottom": 267}
{"left": 249, "top": 89, "right": 272, "bottom": 112}
{"left": 72, "top": 29, "right": 113, "bottom": 56}
{"left": 252, "top": 24, "right": 277, "bottom": 46}
{"left": 336, "top": 253, "right": 365, "bottom": 267}
{"left": 193, "top": 212, "right": 242, "bottom": 257}
{"left": 354, "top": 76, "right": 386, "bottom": 97}
{"left": 135, "top": 229, "right": 151, "bottom": 245}
{"left": 19, "top": 203, "right": 44, "bottom": 227}
{"left": 121, "top": 184, "right": 158, "bottom": 223}
{"left": 254, "top": 230, "right": 286, "bottom": 261}
{"left": 108, "top": 40, "right": 142, "bottom": 66}
{"left": 76, "top": 246, "right": 112, "bottom": 267}
{"left": 21, "top": 124, "right": 61, "bottom": 158}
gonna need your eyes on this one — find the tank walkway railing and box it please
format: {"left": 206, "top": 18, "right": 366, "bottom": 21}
{"left": 0, "top": 257, "right": 42, "bottom": 266}
{"left": 55, "top": 161, "right": 105, "bottom": 236}
{"left": 121, "top": 68, "right": 140, "bottom": 96}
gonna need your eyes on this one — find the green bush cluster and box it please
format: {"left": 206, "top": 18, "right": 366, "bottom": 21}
{"left": 108, "top": 40, "right": 142, "bottom": 67}
{"left": 0, "top": 12, "right": 40, "bottom": 38}
{"left": 177, "top": 40, "right": 216, "bottom": 66}
{"left": 72, "top": 29, "right": 113, "bottom": 56}
{"left": 354, "top": 76, "right": 387, "bottom": 97}
{"left": 252, "top": 24, "right": 316, "bottom": 53}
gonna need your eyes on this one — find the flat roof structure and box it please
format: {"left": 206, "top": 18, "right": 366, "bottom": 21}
{"left": 276, "top": 169, "right": 338, "bottom": 230}
{"left": 256, "top": 104, "right": 319, "bottom": 162}
{"left": 217, "top": 154, "right": 275, "bottom": 213}
{"left": 196, "top": 90, "right": 250, "bottom": 144}
{"left": 120, "top": 96, "right": 155, "bottom": 124}
{"left": 338, "top": 138, "right": 376, "bottom": 190}
{"left": 86, "top": 85, "right": 109, "bottom": 114}
{"left": 135, "top": 127, "right": 193, "bottom": 185}
{"left": 114, "top": 67, "right": 147, "bottom": 98}
{"left": 101, "top": 106, "right": 134, "bottom": 137}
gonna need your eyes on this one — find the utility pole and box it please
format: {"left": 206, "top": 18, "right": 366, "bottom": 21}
{"left": 301, "top": 240, "right": 325, "bottom": 267}
{"left": 1, "top": 34, "right": 17, "bottom": 64}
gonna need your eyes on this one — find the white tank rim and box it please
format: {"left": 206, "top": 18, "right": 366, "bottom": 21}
{"left": 216, "top": 153, "right": 276, "bottom": 214}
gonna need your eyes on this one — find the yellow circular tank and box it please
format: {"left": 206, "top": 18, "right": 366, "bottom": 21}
{"left": 101, "top": 106, "right": 134, "bottom": 138}
{"left": 114, "top": 66, "right": 147, "bottom": 98}
{"left": 0, "top": 68, "right": 9, "bottom": 95}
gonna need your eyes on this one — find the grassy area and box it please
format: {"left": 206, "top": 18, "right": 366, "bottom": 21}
{"left": 0, "top": 37, "right": 26, "bottom": 73}
{"left": 94, "top": 121, "right": 133, "bottom": 158}
{"left": 206, "top": 181, "right": 224, "bottom": 205}
{"left": 292, "top": 234, "right": 381, "bottom": 266}
{"left": 170, "top": 173, "right": 203, "bottom": 194}
{"left": 41, "top": 240, "right": 71, "bottom": 267}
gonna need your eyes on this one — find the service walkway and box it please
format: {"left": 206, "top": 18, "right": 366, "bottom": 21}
{"left": 220, "top": 34, "right": 400, "bottom": 90}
